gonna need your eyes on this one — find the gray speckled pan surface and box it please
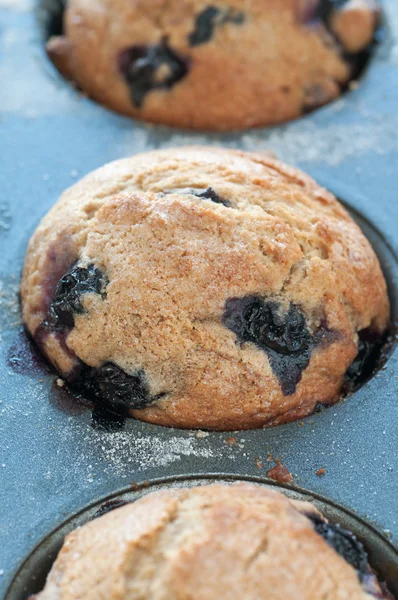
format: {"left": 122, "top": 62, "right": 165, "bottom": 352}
{"left": 1, "top": 0, "right": 398, "bottom": 597}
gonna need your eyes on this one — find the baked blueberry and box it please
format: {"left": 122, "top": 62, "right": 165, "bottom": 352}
{"left": 48, "top": 264, "right": 107, "bottom": 330}
{"left": 307, "top": 513, "right": 368, "bottom": 579}
{"left": 76, "top": 362, "right": 154, "bottom": 414}
{"left": 344, "top": 328, "right": 384, "bottom": 392}
{"left": 164, "top": 186, "right": 231, "bottom": 207}
{"left": 189, "top": 6, "right": 220, "bottom": 46}
{"left": 118, "top": 40, "right": 189, "bottom": 108}
{"left": 223, "top": 296, "right": 312, "bottom": 395}
{"left": 194, "top": 187, "right": 231, "bottom": 207}
{"left": 188, "top": 6, "right": 245, "bottom": 47}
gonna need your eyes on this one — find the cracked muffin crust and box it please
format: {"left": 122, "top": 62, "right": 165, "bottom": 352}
{"left": 33, "top": 483, "right": 391, "bottom": 599}
{"left": 46, "top": 0, "right": 380, "bottom": 130}
{"left": 21, "top": 147, "right": 390, "bottom": 430}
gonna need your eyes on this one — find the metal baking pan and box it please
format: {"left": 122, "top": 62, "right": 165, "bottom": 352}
{"left": 1, "top": 0, "right": 398, "bottom": 597}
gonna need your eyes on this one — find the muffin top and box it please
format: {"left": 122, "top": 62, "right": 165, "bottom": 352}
{"left": 34, "top": 483, "right": 390, "bottom": 600}
{"left": 21, "top": 147, "right": 389, "bottom": 430}
{"left": 47, "top": 0, "right": 380, "bottom": 130}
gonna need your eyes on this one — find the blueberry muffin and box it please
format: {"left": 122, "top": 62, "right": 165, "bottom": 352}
{"left": 46, "top": 0, "right": 380, "bottom": 130}
{"left": 21, "top": 147, "right": 389, "bottom": 430}
{"left": 33, "top": 483, "right": 392, "bottom": 599}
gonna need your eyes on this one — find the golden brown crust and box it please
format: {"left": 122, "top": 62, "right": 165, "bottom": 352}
{"left": 45, "top": 0, "right": 379, "bottom": 130}
{"left": 21, "top": 147, "right": 390, "bottom": 430}
{"left": 34, "top": 483, "right": 383, "bottom": 599}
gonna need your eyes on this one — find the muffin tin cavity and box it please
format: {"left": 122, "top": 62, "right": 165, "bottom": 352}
{"left": 36, "top": 201, "right": 398, "bottom": 429}
{"left": 5, "top": 476, "right": 398, "bottom": 600}
{"left": 37, "top": 0, "right": 383, "bottom": 129}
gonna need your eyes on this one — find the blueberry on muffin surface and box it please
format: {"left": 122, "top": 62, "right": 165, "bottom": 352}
{"left": 33, "top": 483, "right": 392, "bottom": 600}
{"left": 46, "top": 0, "right": 380, "bottom": 130}
{"left": 21, "top": 147, "right": 389, "bottom": 430}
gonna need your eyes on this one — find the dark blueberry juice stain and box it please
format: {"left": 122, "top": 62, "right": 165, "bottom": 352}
{"left": 188, "top": 6, "right": 245, "bottom": 46}
{"left": 309, "top": 513, "right": 369, "bottom": 578}
{"left": 118, "top": 39, "right": 190, "bottom": 108}
{"left": 223, "top": 296, "right": 312, "bottom": 395}
{"left": 92, "top": 500, "right": 129, "bottom": 520}
{"left": 47, "top": 263, "right": 108, "bottom": 330}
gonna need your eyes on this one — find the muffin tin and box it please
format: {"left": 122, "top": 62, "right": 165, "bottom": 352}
{"left": 1, "top": 0, "right": 398, "bottom": 597}
{"left": 6, "top": 476, "right": 398, "bottom": 599}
